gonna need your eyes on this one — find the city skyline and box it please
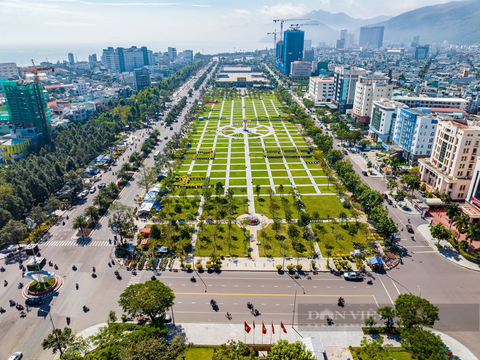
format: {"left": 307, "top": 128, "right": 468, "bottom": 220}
{"left": 0, "top": 0, "right": 456, "bottom": 64}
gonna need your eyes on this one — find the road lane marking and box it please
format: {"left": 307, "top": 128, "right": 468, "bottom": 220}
{"left": 174, "top": 292, "right": 372, "bottom": 297}
{"left": 379, "top": 277, "right": 394, "bottom": 305}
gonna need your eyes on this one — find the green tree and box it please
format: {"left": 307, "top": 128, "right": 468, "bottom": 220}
{"left": 0, "top": 220, "right": 28, "bottom": 248}
{"left": 85, "top": 205, "right": 100, "bottom": 222}
{"left": 108, "top": 202, "right": 135, "bottom": 244}
{"left": 41, "top": 326, "right": 77, "bottom": 357}
{"left": 137, "top": 166, "right": 157, "bottom": 194}
{"left": 118, "top": 280, "right": 174, "bottom": 323}
{"left": 446, "top": 203, "right": 462, "bottom": 228}
{"left": 255, "top": 184, "right": 261, "bottom": 199}
{"left": 364, "top": 315, "right": 377, "bottom": 327}
{"left": 394, "top": 294, "right": 439, "bottom": 329}
{"left": 400, "top": 328, "right": 447, "bottom": 360}
{"left": 453, "top": 215, "right": 469, "bottom": 243}
{"left": 429, "top": 222, "right": 452, "bottom": 245}
{"left": 465, "top": 223, "right": 480, "bottom": 248}
{"left": 72, "top": 216, "right": 89, "bottom": 238}
{"left": 358, "top": 336, "right": 393, "bottom": 360}
{"left": 119, "top": 336, "right": 184, "bottom": 360}
{"left": 93, "top": 193, "right": 109, "bottom": 209}
{"left": 376, "top": 305, "right": 396, "bottom": 328}
{"left": 268, "top": 340, "right": 316, "bottom": 360}
{"left": 212, "top": 340, "right": 257, "bottom": 360}
{"left": 387, "top": 178, "right": 397, "bottom": 191}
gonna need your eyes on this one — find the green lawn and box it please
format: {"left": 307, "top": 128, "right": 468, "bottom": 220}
{"left": 201, "top": 196, "right": 248, "bottom": 219}
{"left": 313, "top": 222, "right": 373, "bottom": 256}
{"left": 181, "top": 347, "right": 214, "bottom": 360}
{"left": 158, "top": 196, "right": 200, "bottom": 220}
{"left": 351, "top": 347, "right": 412, "bottom": 360}
{"left": 195, "top": 223, "right": 249, "bottom": 257}
{"left": 301, "top": 195, "right": 349, "bottom": 218}
{"left": 257, "top": 223, "right": 314, "bottom": 258}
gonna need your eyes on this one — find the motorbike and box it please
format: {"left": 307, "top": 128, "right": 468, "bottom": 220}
{"left": 247, "top": 302, "right": 253, "bottom": 309}
{"left": 72, "top": 265, "right": 77, "bottom": 271}
{"left": 116, "top": 274, "right": 122, "bottom": 280}
{"left": 190, "top": 276, "right": 196, "bottom": 282}
{"left": 92, "top": 273, "right": 97, "bottom": 278}
{"left": 254, "top": 309, "right": 260, "bottom": 316}
{"left": 0, "top": 307, "right": 5, "bottom": 313}
{"left": 151, "top": 276, "right": 156, "bottom": 281}
{"left": 16, "top": 304, "right": 24, "bottom": 311}
{"left": 111, "top": 259, "right": 115, "bottom": 265}
{"left": 49, "top": 261, "right": 53, "bottom": 266}
{"left": 114, "top": 270, "right": 119, "bottom": 276}
{"left": 66, "top": 317, "right": 71, "bottom": 324}
{"left": 54, "top": 264, "right": 58, "bottom": 270}
{"left": 18, "top": 282, "right": 23, "bottom": 289}
{"left": 9, "top": 299, "right": 15, "bottom": 306}
{"left": 66, "top": 215, "right": 69, "bottom": 220}
{"left": 108, "top": 262, "right": 112, "bottom": 267}
{"left": 92, "top": 267, "right": 96, "bottom": 273}
{"left": 62, "top": 221, "right": 65, "bottom": 226}
{"left": 0, "top": 267, "right": 5, "bottom": 272}
{"left": 338, "top": 297, "right": 345, "bottom": 307}
{"left": 4, "top": 280, "right": 7, "bottom": 287}
{"left": 367, "top": 279, "right": 373, "bottom": 285}
{"left": 83, "top": 306, "right": 90, "bottom": 312}
{"left": 326, "top": 316, "right": 333, "bottom": 325}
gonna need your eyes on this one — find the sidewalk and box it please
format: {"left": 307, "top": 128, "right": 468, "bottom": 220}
{"left": 417, "top": 224, "right": 480, "bottom": 272}
{"left": 75, "top": 322, "right": 478, "bottom": 360}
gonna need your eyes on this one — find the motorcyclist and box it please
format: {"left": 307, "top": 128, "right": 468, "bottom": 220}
{"left": 4, "top": 280, "right": 7, "bottom": 286}
{"left": 92, "top": 266, "right": 95, "bottom": 273}
{"left": 76, "top": 283, "right": 79, "bottom": 290}
{"left": 66, "top": 215, "right": 69, "bottom": 220}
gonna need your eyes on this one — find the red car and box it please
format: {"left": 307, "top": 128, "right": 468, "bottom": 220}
{"left": 381, "top": 193, "right": 388, "bottom": 199}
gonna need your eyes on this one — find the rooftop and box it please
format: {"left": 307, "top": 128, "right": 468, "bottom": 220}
{"left": 393, "top": 96, "right": 468, "bottom": 103}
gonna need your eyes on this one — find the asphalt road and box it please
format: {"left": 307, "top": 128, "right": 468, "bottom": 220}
{"left": 1, "top": 64, "right": 480, "bottom": 359}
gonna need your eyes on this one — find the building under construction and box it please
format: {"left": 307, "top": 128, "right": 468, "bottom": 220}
{"left": 0, "top": 80, "right": 52, "bottom": 140}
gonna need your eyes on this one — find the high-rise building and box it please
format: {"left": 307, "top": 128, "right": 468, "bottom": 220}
{"left": 368, "top": 99, "right": 407, "bottom": 142}
{"left": 183, "top": 50, "right": 194, "bottom": 63}
{"left": 352, "top": 75, "right": 393, "bottom": 123}
{"left": 332, "top": 66, "right": 366, "bottom": 114}
{"left": 0, "top": 80, "right": 53, "bottom": 139}
{"left": 68, "top": 53, "right": 75, "bottom": 65}
{"left": 340, "top": 29, "right": 347, "bottom": 41}
{"left": 88, "top": 54, "right": 98, "bottom": 63}
{"left": 413, "top": 35, "right": 421, "bottom": 44}
{"left": 304, "top": 39, "right": 312, "bottom": 50}
{"left": 168, "top": 47, "right": 177, "bottom": 61}
{"left": 359, "top": 26, "right": 385, "bottom": 48}
{"left": 102, "top": 46, "right": 153, "bottom": 72}
{"left": 336, "top": 39, "right": 345, "bottom": 49}
{"left": 133, "top": 68, "right": 151, "bottom": 91}
{"left": 415, "top": 46, "right": 430, "bottom": 60}
{"left": 279, "top": 29, "right": 304, "bottom": 75}
{"left": 347, "top": 33, "right": 355, "bottom": 47}
{"left": 290, "top": 61, "right": 311, "bottom": 77}
{"left": 307, "top": 77, "right": 334, "bottom": 104}
{"left": 304, "top": 49, "right": 315, "bottom": 62}
{"left": 420, "top": 119, "right": 480, "bottom": 200}
{"left": 0, "top": 63, "right": 19, "bottom": 79}
{"left": 392, "top": 108, "right": 437, "bottom": 163}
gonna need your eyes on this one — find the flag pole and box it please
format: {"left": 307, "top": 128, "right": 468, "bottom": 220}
{"left": 270, "top": 323, "right": 273, "bottom": 344}
{"left": 244, "top": 323, "right": 246, "bottom": 344}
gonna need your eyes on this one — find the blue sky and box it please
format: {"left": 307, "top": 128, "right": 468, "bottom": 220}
{"left": 0, "top": 0, "right": 452, "bottom": 62}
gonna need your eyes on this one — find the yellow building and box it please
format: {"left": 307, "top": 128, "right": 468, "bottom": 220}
{"left": 0, "top": 138, "right": 29, "bottom": 164}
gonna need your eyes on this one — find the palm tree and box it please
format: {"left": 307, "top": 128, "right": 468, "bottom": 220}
{"left": 466, "top": 224, "right": 480, "bottom": 249}
{"left": 453, "top": 215, "right": 470, "bottom": 243}
{"left": 72, "top": 216, "right": 89, "bottom": 238}
{"left": 446, "top": 204, "right": 462, "bottom": 228}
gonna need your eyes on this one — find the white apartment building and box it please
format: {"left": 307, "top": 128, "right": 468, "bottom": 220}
{"left": 368, "top": 99, "right": 407, "bottom": 142}
{"left": 102, "top": 46, "right": 153, "bottom": 72}
{"left": 393, "top": 96, "right": 468, "bottom": 111}
{"left": 0, "top": 63, "right": 19, "bottom": 79}
{"left": 183, "top": 50, "right": 193, "bottom": 63}
{"left": 307, "top": 77, "right": 334, "bottom": 104}
{"left": 72, "top": 80, "right": 89, "bottom": 96}
{"left": 419, "top": 119, "right": 480, "bottom": 200}
{"left": 352, "top": 75, "right": 393, "bottom": 123}
{"left": 290, "top": 61, "right": 312, "bottom": 77}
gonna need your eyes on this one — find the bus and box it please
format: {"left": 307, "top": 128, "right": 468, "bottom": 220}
{"left": 153, "top": 151, "right": 160, "bottom": 160}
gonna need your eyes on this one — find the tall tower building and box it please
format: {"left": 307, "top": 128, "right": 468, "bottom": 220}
{"left": 340, "top": 29, "right": 347, "bottom": 41}
{"left": 68, "top": 53, "right": 75, "bottom": 65}
{"left": 280, "top": 29, "right": 304, "bottom": 75}
{"left": 359, "top": 26, "right": 385, "bottom": 48}
{"left": 1, "top": 80, "right": 53, "bottom": 139}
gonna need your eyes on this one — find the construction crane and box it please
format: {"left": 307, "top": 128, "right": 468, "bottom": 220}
{"left": 273, "top": 18, "right": 310, "bottom": 44}
{"left": 267, "top": 30, "right": 278, "bottom": 56}
{"left": 290, "top": 22, "right": 320, "bottom": 31}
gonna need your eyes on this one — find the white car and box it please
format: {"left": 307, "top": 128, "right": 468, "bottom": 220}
{"left": 8, "top": 353, "right": 23, "bottom": 360}
{"left": 344, "top": 272, "right": 363, "bottom": 281}
{"left": 376, "top": 156, "right": 382, "bottom": 162}
{"left": 80, "top": 190, "right": 89, "bottom": 198}
{"left": 90, "top": 187, "right": 96, "bottom": 194}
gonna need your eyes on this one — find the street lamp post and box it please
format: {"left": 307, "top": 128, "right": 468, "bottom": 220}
{"left": 292, "top": 283, "right": 297, "bottom": 328}
{"left": 417, "top": 284, "right": 421, "bottom": 298}
{"left": 283, "top": 238, "right": 286, "bottom": 270}
{"left": 169, "top": 282, "right": 175, "bottom": 326}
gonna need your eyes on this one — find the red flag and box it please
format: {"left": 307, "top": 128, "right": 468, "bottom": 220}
{"left": 271, "top": 322, "right": 275, "bottom": 334}
{"left": 244, "top": 321, "right": 251, "bottom": 334}
{"left": 253, "top": 321, "right": 255, "bottom": 329}
{"left": 262, "top": 322, "right": 267, "bottom": 334}
{"left": 281, "top": 322, "right": 287, "bottom": 333}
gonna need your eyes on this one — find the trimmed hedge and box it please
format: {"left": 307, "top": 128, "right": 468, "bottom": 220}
{"left": 361, "top": 326, "right": 401, "bottom": 335}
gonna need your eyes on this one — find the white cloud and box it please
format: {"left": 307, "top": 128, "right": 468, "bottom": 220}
{"left": 259, "top": 2, "right": 308, "bottom": 19}
{"left": 192, "top": 4, "right": 211, "bottom": 7}
{"left": 45, "top": 21, "right": 95, "bottom": 26}
{"left": 233, "top": 8, "right": 251, "bottom": 19}
{"left": 81, "top": 1, "right": 179, "bottom": 6}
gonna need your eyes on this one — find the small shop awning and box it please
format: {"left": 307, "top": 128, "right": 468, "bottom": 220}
{"left": 138, "top": 202, "right": 153, "bottom": 213}
{"left": 369, "top": 256, "right": 383, "bottom": 266}
{"left": 140, "top": 227, "right": 151, "bottom": 235}
{"left": 141, "top": 238, "right": 148, "bottom": 245}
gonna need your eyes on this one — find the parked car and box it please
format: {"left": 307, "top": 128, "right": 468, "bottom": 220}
{"left": 79, "top": 190, "right": 89, "bottom": 198}
{"left": 376, "top": 156, "right": 382, "bottom": 162}
{"left": 170, "top": 127, "right": 173, "bottom": 130}
{"left": 386, "top": 198, "right": 393, "bottom": 205}
{"left": 406, "top": 225, "right": 414, "bottom": 233}
{"left": 98, "top": 183, "right": 106, "bottom": 189}
{"left": 381, "top": 193, "right": 388, "bottom": 199}
{"left": 344, "top": 272, "right": 363, "bottom": 281}
{"left": 25, "top": 297, "right": 43, "bottom": 306}
{"left": 164, "top": 136, "right": 168, "bottom": 140}
{"left": 90, "top": 187, "right": 96, "bottom": 194}
{"left": 362, "top": 170, "right": 368, "bottom": 176}
{"left": 8, "top": 353, "right": 22, "bottom": 360}
{"left": 419, "top": 190, "right": 426, "bottom": 197}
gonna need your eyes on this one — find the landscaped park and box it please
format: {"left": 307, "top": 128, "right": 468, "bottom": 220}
{"left": 149, "top": 88, "right": 377, "bottom": 265}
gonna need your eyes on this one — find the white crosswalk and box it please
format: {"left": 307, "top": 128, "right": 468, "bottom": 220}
{"left": 43, "top": 240, "right": 112, "bottom": 247}
{"left": 127, "top": 273, "right": 143, "bottom": 287}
